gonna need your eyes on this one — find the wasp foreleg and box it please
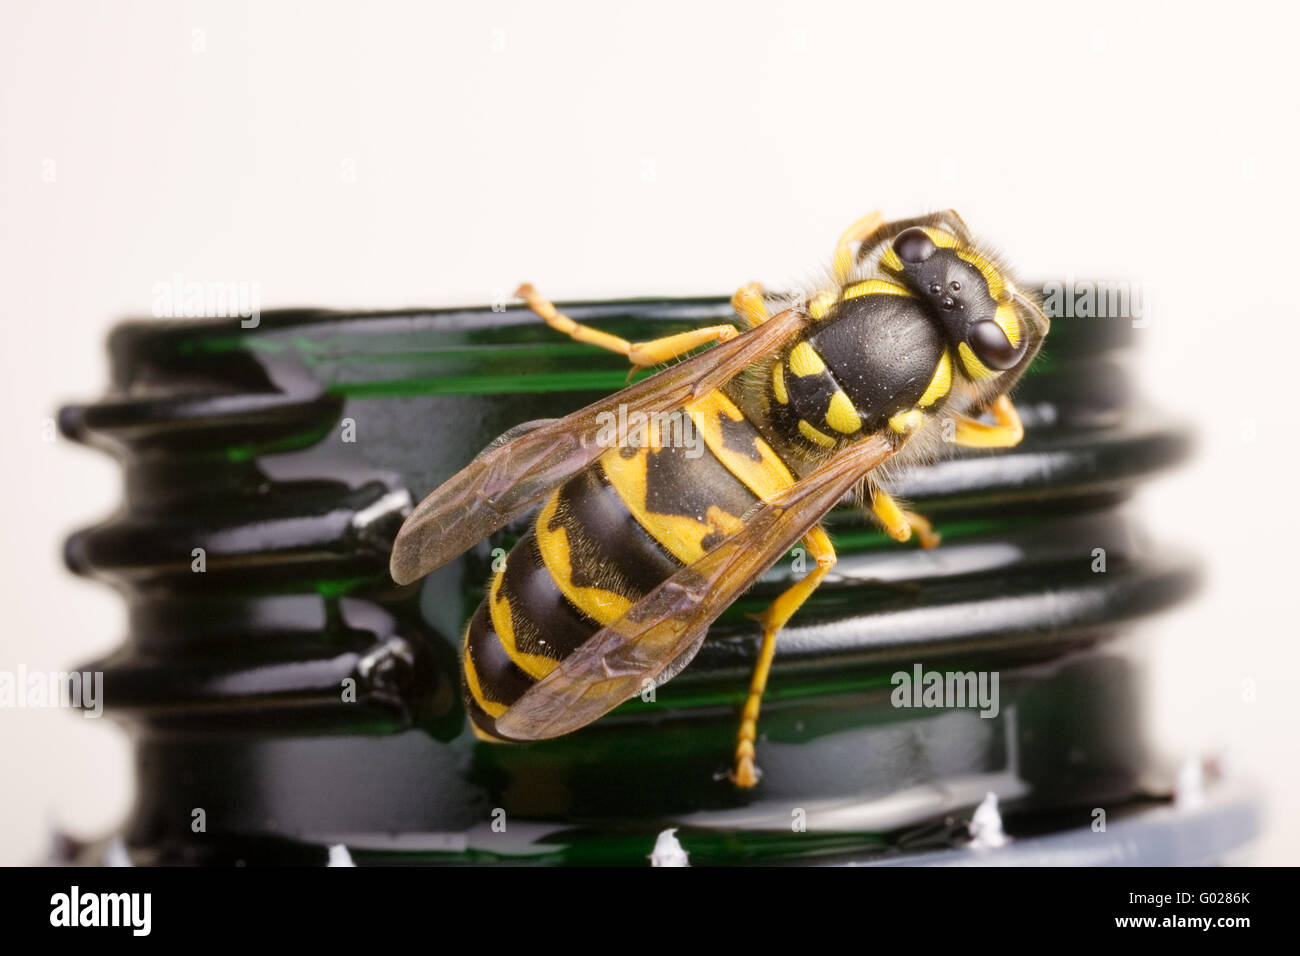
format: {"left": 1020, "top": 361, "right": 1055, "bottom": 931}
{"left": 951, "top": 394, "right": 1025, "bottom": 448}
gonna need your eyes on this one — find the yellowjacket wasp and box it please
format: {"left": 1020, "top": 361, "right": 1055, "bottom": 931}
{"left": 390, "top": 210, "right": 1050, "bottom": 787}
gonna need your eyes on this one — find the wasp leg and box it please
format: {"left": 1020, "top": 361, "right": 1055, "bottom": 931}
{"left": 515, "top": 283, "right": 738, "bottom": 368}
{"left": 951, "top": 394, "right": 1025, "bottom": 448}
{"left": 832, "top": 211, "right": 886, "bottom": 283}
{"left": 870, "top": 490, "right": 941, "bottom": 549}
{"left": 731, "top": 282, "right": 770, "bottom": 328}
{"left": 842, "top": 209, "right": 977, "bottom": 280}
{"left": 915, "top": 208, "right": 975, "bottom": 245}
{"left": 731, "top": 526, "right": 836, "bottom": 788}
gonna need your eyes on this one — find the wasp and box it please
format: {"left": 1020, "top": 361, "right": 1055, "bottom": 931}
{"left": 390, "top": 210, "right": 1050, "bottom": 787}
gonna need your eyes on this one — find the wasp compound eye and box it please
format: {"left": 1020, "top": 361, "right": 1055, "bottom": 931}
{"left": 968, "top": 319, "right": 1024, "bottom": 369}
{"left": 893, "top": 227, "right": 936, "bottom": 264}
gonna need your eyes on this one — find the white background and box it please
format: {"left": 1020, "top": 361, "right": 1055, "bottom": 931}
{"left": 2, "top": 0, "right": 1297, "bottom": 865}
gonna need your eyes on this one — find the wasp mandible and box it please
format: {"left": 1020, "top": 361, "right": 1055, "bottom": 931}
{"left": 390, "top": 210, "right": 1051, "bottom": 787}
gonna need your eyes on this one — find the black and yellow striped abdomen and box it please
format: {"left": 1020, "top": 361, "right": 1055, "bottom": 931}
{"left": 463, "top": 391, "right": 797, "bottom": 740}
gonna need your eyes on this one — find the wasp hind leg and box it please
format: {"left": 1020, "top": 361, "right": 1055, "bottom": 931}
{"left": 731, "top": 526, "right": 836, "bottom": 788}
{"left": 514, "top": 283, "right": 739, "bottom": 369}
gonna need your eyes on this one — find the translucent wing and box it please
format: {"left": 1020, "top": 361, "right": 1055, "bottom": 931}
{"left": 494, "top": 434, "right": 894, "bottom": 740}
{"left": 389, "top": 307, "right": 807, "bottom": 585}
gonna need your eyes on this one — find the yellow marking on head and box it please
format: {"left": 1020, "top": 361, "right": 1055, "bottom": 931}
{"left": 918, "top": 350, "right": 952, "bottom": 408}
{"left": 536, "top": 495, "right": 631, "bottom": 626}
{"left": 685, "top": 391, "right": 796, "bottom": 501}
{"left": 600, "top": 445, "right": 747, "bottom": 564}
{"left": 888, "top": 409, "right": 924, "bottom": 435}
{"left": 772, "top": 360, "right": 788, "bottom": 404}
{"left": 798, "top": 419, "right": 836, "bottom": 447}
{"left": 842, "top": 279, "right": 912, "bottom": 300}
{"left": 957, "top": 342, "right": 998, "bottom": 381}
{"left": 956, "top": 250, "right": 1005, "bottom": 301}
{"left": 488, "top": 568, "right": 559, "bottom": 680}
{"left": 995, "top": 302, "right": 1021, "bottom": 347}
{"left": 808, "top": 290, "right": 838, "bottom": 319}
{"left": 463, "top": 645, "right": 508, "bottom": 719}
{"left": 788, "top": 341, "right": 826, "bottom": 377}
{"left": 825, "top": 391, "right": 861, "bottom": 434}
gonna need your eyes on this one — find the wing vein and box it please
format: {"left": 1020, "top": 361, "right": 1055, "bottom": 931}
{"left": 389, "top": 308, "right": 808, "bottom": 584}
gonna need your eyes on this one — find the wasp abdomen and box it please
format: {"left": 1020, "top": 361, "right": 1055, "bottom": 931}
{"left": 463, "top": 394, "right": 794, "bottom": 741}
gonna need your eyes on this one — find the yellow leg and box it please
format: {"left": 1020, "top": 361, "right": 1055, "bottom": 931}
{"left": 515, "top": 283, "right": 737, "bottom": 368}
{"left": 732, "top": 526, "right": 836, "bottom": 788}
{"left": 731, "top": 282, "right": 770, "bottom": 328}
{"left": 870, "top": 489, "right": 941, "bottom": 549}
{"left": 832, "top": 210, "right": 886, "bottom": 283}
{"left": 952, "top": 394, "right": 1025, "bottom": 448}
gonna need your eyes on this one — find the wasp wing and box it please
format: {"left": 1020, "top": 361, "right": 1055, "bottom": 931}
{"left": 389, "top": 307, "right": 808, "bottom": 585}
{"left": 493, "top": 433, "right": 894, "bottom": 740}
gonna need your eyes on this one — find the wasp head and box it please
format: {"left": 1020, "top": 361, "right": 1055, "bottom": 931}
{"left": 882, "top": 223, "right": 1049, "bottom": 385}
